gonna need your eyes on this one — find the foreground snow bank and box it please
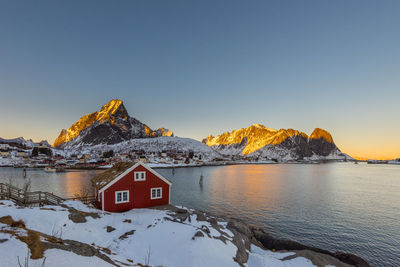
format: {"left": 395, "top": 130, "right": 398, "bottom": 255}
{"left": 0, "top": 200, "right": 347, "bottom": 267}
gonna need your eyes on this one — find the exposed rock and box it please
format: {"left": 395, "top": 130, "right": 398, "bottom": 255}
{"left": 252, "top": 228, "right": 370, "bottom": 267}
{"left": 194, "top": 231, "right": 204, "bottom": 237}
{"left": 334, "top": 251, "right": 370, "bottom": 267}
{"left": 68, "top": 212, "right": 86, "bottom": 223}
{"left": 143, "top": 204, "right": 369, "bottom": 267}
{"left": 194, "top": 211, "right": 207, "bottom": 222}
{"left": 227, "top": 219, "right": 252, "bottom": 266}
{"left": 167, "top": 208, "right": 190, "bottom": 223}
{"left": 119, "top": 230, "right": 135, "bottom": 240}
{"left": 283, "top": 250, "right": 353, "bottom": 267}
{"left": 200, "top": 225, "right": 210, "bottom": 234}
{"left": 208, "top": 217, "right": 218, "bottom": 226}
{"left": 65, "top": 206, "right": 100, "bottom": 223}
{"left": 227, "top": 218, "right": 252, "bottom": 238}
{"left": 252, "top": 228, "right": 330, "bottom": 254}
{"left": 106, "top": 226, "right": 115, "bottom": 233}
{"left": 0, "top": 239, "right": 7, "bottom": 243}
{"left": 309, "top": 128, "right": 338, "bottom": 156}
{"left": 101, "top": 247, "right": 112, "bottom": 255}
{"left": 44, "top": 239, "right": 116, "bottom": 265}
{"left": 176, "top": 208, "right": 188, "bottom": 214}
{"left": 230, "top": 232, "right": 249, "bottom": 266}
{"left": 53, "top": 99, "right": 173, "bottom": 148}
{"left": 203, "top": 124, "right": 348, "bottom": 160}
{"left": 0, "top": 215, "right": 116, "bottom": 265}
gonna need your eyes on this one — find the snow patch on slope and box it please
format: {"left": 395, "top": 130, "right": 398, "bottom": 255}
{"left": 60, "top": 136, "right": 220, "bottom": 161}
{"left": 0, "top": 200, "right": 320, "bottom": 267}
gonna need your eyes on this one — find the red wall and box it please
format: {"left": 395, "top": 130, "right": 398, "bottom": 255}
{"left": 101, "top": 165, "right": 170, "bottom": 212}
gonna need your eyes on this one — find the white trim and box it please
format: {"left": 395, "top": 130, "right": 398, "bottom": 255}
{"left": 168, "top": 185, "right": 171, "bottom": 204}
{"left": 134, "top": 171, "right": 146, "bottom": 181}
{"left": 115, "top": 190, "right": 129, "bottom": 204}
{"left": 150, "top": 187, "right": 162, "bottom": 200}
{"left": 99, "top": 161, "right": 172, "bottom": 194}
{"left": 101, "top": 192, "right": 104, "bottom": 211}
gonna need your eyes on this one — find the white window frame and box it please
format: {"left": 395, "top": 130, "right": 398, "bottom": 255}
{"left": 115, "top": 190, "right": 129, "bottom": 204}
{"left": 134, "top": 171, "right": 146, "bottom": 181}
{"left": 150, "top": 187, "right": 162, "bottom": 200}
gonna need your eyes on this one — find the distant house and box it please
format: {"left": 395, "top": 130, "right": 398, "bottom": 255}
{"left": 0, "top": 144, "right": 10, "bottom": 150}
{"left": 0, "top": 151, "right": 10, "bottom": 158}
{"left": 17, "top": 151, "right": 28, "bottom": 158}
{"left": 91, "top": 161, "right": 172, "bottom": 212}
{"left": 120, "top": 153, "right": 130, "bottom": 161}
{"left": 158, "top": 158, "right": 167, "bottom": 164}
{"left": 138, "top": 156, "right": 148, "bottom": 163}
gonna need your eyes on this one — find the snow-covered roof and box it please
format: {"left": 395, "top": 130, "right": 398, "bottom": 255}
{"left": 91, "top": 162, "right": 134, "bottom": 189}
{"left": 91, "top": 161, "right": 172, "bottom": 190}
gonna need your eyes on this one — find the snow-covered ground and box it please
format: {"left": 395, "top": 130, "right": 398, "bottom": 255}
{"left": 0, "top": 200, "right": 332, "bottom": 267}
{"left": 60, "top": 136, "right": 220, "bottom": 161}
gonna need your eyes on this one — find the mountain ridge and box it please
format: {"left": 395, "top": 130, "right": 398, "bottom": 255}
{"left": 53, "top": 99, "right": 173, "bottom": 148}
{"left": 203, "top": 124, "right": 345, "bottom": 160}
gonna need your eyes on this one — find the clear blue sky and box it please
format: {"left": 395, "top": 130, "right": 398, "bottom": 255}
{"left": 0, "top": 0, "right": 399, "bottom": 159}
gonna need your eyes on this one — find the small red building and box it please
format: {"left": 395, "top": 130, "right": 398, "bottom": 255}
{"left": 91, "top": 161, "right": 172, "bottom": 212}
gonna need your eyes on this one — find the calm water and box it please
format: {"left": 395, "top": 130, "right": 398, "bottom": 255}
{"left": 0, "top": 163, "right": 399, "bottom": 266}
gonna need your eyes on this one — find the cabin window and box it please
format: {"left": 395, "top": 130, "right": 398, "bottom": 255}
{"left": 151, "top": 188, "right": 162, "bottom": 200}
{"left": 115, "top": 190, "right": 129, "bottom": 204}
{"left": 134, "top": 171, "right": 146, "bottom": 181}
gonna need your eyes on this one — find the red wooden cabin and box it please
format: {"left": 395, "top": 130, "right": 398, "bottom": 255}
{"left": 91, "top": 161, "right": 172, "bottom": 212}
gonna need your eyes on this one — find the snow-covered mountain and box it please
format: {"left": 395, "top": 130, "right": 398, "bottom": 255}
{"left": 2, "top": 99, "right": 353, "bottom": 163}
{"left": 53, "top": 99, "right": 173, "bottom": 148}
{"left": 0, "top": 137, "right": 49, "bottom": 149}
{"left": 203, "top": 124, "right": 351, "bottom": 161}
{"left": 61, "top": 136, "right": 220, "bottom": 161}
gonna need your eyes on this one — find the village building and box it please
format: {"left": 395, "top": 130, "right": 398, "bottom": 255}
{"left": 158, "top": 158, "right": 167, "bottom": 163}
{"left": 0, "top": 144, "right": 10, "bottom": 150}
{"left": 138, "top": 156, "right": 149, "bottom": 163}
{"left": 119, "top": 153, "right": 130, "bottom": 161}
{"left": 91, "top": 162, "right": 172, "bottom": 212}
{"left": 17, "top": 151, "right": 29, "bottom": 158}
{"left": 0, "top": 151, "right": 10, "bottom": 158}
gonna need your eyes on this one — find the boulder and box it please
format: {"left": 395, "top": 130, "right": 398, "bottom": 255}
{"left": 106, "top": 226, "right": 115, "bottom": 233}
{"left": 194, "top": 231, "right": 204, "bottom": 237}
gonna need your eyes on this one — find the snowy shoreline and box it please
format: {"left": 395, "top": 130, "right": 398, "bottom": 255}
{"left": 0, "top": 199, "right": 369, "bottom": 267}
{"left": 0, "top": 158, "right": 353, "bottom": 170}
{"left": 148, "top": 159, "right": 352, "bottom": 169}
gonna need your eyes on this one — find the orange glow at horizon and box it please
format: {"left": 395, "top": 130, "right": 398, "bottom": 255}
{"left": 339, "top": 144, "right": 400, "bottom": 161}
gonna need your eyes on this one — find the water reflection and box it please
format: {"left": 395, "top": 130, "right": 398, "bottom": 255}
{"left": 0, "top": 163, "right": 399, "bottom": 266}
{"left": 0, "top": 168, "right": 99, "bottom": 198}
{"left": 156, "top": 163, "right": 400, "bottom": 267}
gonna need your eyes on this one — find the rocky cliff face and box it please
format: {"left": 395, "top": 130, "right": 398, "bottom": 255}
{"left": 203, "top": 124, "right": 346, "bottom": 160}
{"left": 53, "top": 99, "right": 173, "bottom": 148}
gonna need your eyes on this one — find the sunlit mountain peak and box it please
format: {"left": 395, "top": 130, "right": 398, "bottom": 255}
{"left": 52, "top": 99, "right": 173, "bottom": 147}
{"left": 96, "top": 99, "right": 127, "bottom": 124}
{"left": 204, "top": 124, "right": 337, "bottom": 156}
{"left": 251, "top": 124, "right": 277, "bottom": 132}
{"left": 310, "top": 128, "right": 334, "bottom": 143}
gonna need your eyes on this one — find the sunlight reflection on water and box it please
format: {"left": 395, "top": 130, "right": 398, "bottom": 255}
{"left": 1, "top": 163, "right": 399, "bottom": 266}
